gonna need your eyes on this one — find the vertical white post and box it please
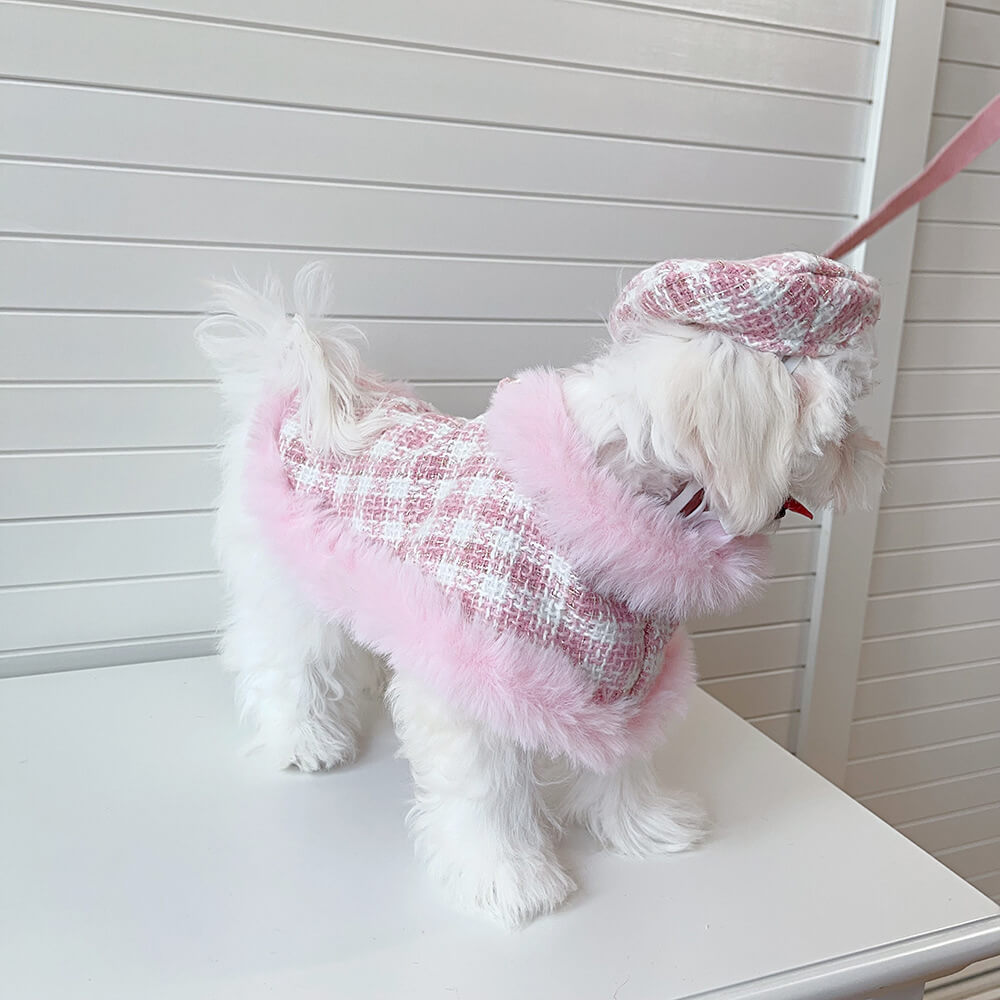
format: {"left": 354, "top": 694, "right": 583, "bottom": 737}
{"left": 796, "top": 0, "right": 948, "bottom": 785}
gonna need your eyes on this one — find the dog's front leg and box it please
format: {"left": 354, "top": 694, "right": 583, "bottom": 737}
{"left": 387, "top": 671, "right": 575, "bottom": 928}
{"left": 556, "top": 755, "right": 708, "bottom": 858}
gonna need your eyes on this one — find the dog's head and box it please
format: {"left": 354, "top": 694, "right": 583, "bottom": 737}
{"left": 570, "top": 253, "right": 886, "bottom": 536}
{"left": 567, "top": 322, "right": 884, "bottom": 537}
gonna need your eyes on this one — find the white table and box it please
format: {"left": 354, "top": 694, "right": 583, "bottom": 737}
{"left": 3, "top": 657, "right": 999, "bottom": 1000}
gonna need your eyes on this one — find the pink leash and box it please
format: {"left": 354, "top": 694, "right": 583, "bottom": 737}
{"left": 826, "top": 93, "right": 1000, "bottom": 261}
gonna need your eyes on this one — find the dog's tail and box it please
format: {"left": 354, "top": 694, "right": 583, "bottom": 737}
{"left": 196, "top": 262, "right": 388, "bottom": 453}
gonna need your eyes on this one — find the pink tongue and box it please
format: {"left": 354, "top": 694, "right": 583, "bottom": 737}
{"left": 784, "top": 497, "right": 814, "bottom": 520}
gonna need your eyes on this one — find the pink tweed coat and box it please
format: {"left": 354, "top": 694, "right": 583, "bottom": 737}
{"left": 246, "top": 369, "right": 767, "bottom": 771}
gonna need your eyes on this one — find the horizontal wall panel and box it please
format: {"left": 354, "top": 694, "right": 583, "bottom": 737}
{"left": 0, "top": 4, "right": 869, "bottom": 155}
{"left": 882, "top": 459, "right": 1000, "bottom": 507}
{"left": 691, "top": 622, "right": 809, "bottom": 679}
{"left": 900, "top": 803, "right": 1000, "bottom": 855}
{"left": 861, "top": 622, "right": 1000, "bottom": 679}
{"left": 847, "top": 734, "right": 1000, "bottom": 799}
{"left": 875, "top": 502, "right": 1000, "bottom": 552}
{"left": 0, "top": 382, "right": 495, "bottom": 449}
{"left": 688, "top": 576, "right": 813, "bottom": 633}
{"left": 414, "top": 383, "right": 493, "bottom": 419}
{"left": 0, "top": 314, "right": 601, "bottom": 383}
{"left": 0, "top": 633, "right": 217, "bottom": 679}
{"left": 769, "top": 528, "right": 821, "bottom": 578}
{"left": 922, "top": 173, "right": 1000, "bottom": 225}
{"left": 0, "top": 82, "right": 862, "bottom": 215}
{"left": 0, "top": 314, "right": 212, "bottom": 382}
{"left": 940, "top": 4, "right": 1000, "bottom": 70}
{"left": 864, "top": 582, "right": 1000, "bottom": 639}
{"left": 853, "top": 661, "right": 1000, "bottom": 720}
{"left": 892, "top": 372, "right": 1000, "bottom": 417}
{"left": 748, "top": 711, "right": 798, "bottom": 751}
{"left": 934, "top": 61, "right": 1000, "bottom": 119}
{"left": 850, "top": 697, "right": 1000, "bottom": 758}
{"left": 0, "top": 241, "right": 633, "bottom": 318}
{"left": 897, "top": 323, "right": 1000, "bottom": 369}
{"left": 1, "top": 162, "right": 845, "bottom": 264}
{"left": 611, "top": 1, "right": 879, "bottom": 37}
{"left": 869, "top": 543, "right": 1000, "bottom": 595}
{"left": 0, "top": 575, "right": 222, "bottom": 650}
{"left": 0, "top": 386, "right": 223, "bottom": 451}
{"left": 973, "top": 871, "right": 1000, "bottom": 901}
{"left": 938, "top": 838, "right": 1000, "bottom": 882}
{"left": 36, "top": 0, "right": 879, "bottom": 99}
{"left": 0, "top": 451, "right": 220, "bottom": 519}
{"left": 700, "top": 667, "right": 801, "bottom": 720}
{"left": 907, "top": 275, "right": 1000, "bottom": 323}
{"left": 910, "top": 222, "right": 1000, "bottom": 272}
{"left": 861, "top": 769, "right": 1000, "bottom": 827}
{"left": 887, "top": 415, "right": 1000, "bottom": 462}
{"left": 928, "top": 115, "right": 1000, "bottom": 174}
{"left": 0, "top": 513, "right": 216, "bottom": 588}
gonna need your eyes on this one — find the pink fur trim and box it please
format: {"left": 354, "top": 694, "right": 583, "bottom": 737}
{"left": 485, "top": 370, "right": 769, "bottom": 619}
{"left": 245, "top": 396, "right": 694, "bottom": 772}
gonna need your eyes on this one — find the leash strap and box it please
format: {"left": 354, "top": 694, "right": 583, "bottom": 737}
{"left": 826, "top": 93, "right": 1000, "bottom": 261}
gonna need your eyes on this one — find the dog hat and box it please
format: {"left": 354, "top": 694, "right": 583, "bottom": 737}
{"left": 608, "top": 251, "right": 881, "bottom": 359}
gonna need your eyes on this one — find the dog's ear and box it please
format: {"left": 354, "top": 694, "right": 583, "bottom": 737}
{"left": 790, "top": 357, "right": 852, "bottom": 454}
{"left": 658, "top": 335, "right": 799, "bottom": 536}
{"left": 788, "top": 353, "right": 885, "bottom": 512}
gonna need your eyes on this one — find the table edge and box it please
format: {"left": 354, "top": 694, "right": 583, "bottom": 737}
{"left": 679, "top": 914, "right": 1000, "bottom": 1000}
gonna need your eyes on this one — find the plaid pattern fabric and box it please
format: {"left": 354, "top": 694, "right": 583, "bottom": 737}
{"left": 609, "top": 252, "right": 880, "bottom": 358}
{"left": 278, "top": 393, "right": 677, "bottom": 704}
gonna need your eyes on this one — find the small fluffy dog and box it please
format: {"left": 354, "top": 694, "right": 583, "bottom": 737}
{"left": 198, "top": 255, "right": 883, "bottom": 927}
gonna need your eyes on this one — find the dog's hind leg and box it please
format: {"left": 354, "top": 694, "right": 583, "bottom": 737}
{"left": 387, "top": 670, "right": 575, "bottom": 927}
{"left": 218, "top": 517, "right": 378, "bottom": 771}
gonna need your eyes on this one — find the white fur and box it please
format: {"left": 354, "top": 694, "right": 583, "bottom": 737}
{"left": 197, "top": 263, "right": 391, "bottom": 454}
{"left": 199, "top": 266, "right": 882, "bottom": 927}
{"left": 552, "top": 755, "right": 708, "bottom": 857}
{"left": 388, "top": 671, "right": 576, "bottom": 928}
{"left": 563, "top": 319, "right": 883, "bottom": 536}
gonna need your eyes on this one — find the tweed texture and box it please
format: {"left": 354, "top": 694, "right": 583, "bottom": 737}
{"left": 609, "top": 251, "right": 881, "bottom": 357}
{"left": 278, "top": 393, "right": 677, "bottom": 705}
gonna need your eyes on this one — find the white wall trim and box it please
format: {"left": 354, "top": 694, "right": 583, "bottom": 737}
{"left": 796, "top": 0, "right": 948, "bottom": 785}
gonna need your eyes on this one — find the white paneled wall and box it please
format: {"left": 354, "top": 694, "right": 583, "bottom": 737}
{"left": 0, "top": 0, "right": 883, "bottom": 739}
{"left": 845, "top": 2, "right": 1000, "bottom": 911}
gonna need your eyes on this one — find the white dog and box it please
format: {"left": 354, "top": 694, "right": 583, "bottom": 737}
{"left": 198, "top": 256, "right": 882, "bottom": 927}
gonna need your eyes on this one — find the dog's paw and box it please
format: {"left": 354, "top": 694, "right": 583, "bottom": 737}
{"left": 476, "top": 851, "right": 577, "bottom": 929}
{"left": 433, "top": 848, "right": 576, "bottom": 929}
{"left": 286, "top": 719, "right": 358, "bottom": 772}
{"left": 596, "top": 792, "right": 709, "bottom": 858}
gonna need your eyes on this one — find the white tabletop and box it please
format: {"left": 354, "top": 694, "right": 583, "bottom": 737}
{"left": 2, "top": 657, "right": 998, "bottom": 1000}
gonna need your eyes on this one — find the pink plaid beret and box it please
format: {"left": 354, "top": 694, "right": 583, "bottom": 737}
{"left": 608, "top": 251, "right": 881, "bottom": 358}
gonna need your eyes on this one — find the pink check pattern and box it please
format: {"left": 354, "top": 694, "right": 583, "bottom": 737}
{"left": 278, "top": 393, "right": 677, "bottom": 703}
{"left": 609, "top": 252, "right": 881, "bottom": 358}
